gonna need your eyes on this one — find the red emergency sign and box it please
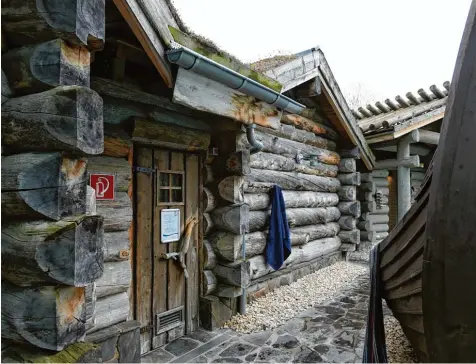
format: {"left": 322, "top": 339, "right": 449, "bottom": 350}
{"left": 90, "top": 174, "right": 115, "bottom": 200}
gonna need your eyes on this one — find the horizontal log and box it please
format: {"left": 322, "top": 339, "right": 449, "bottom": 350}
{"left": 2, "top": 0, "right": 105, "bottom": 50}
{"left": 88, "top": 156, "right": 131, "bottom": 192}
{"left": 339, "top": 147, "right": 360, "bottom": 159}
{"left": 103, "top": 124, "right": 132, "bottom": 158}
{"left": 340, "top": 243, "right": 356, "bottom": 252}
{"left": 361, "top": 201, "right": 378, "bottom": 213}
{"left": 2, "top": 86, "right": 104, "bottom": 154}
{"left": 373, "top": 224, "right": 389, "bottom": 233}
{"left": 360, "top": 231, "right": 376, "bottom": 242}
{"left": 373, "top": 177, "right": 389, "bottom": 187}
{"left": 338, "top": 229, "right": 360, "bottom": 244}
{"left": 360, "top": 173, "right": 373, "bottom": 183}
{"left": 357, "top": 220, "right": 373, "bottom": 231}
{"left": 2, "top": 215, "right": 104, "bottom": 287}
{"left": 85, "top": 283, "right": 96, "bottom": 331}
{"left": 338, "top": 158, "right": 356, "bottom": 173}
{"left": 103, "top": 231, "right": 130, "bottom": 262}
{"left": 281, "top": 114, "right": 339, "bottom": 140}
{"left": 249, "top": 207, "right": 340, "bottom": 232}
{"left": 204, "top": 164, "right": 215, "bottom": 185}
{"left": 338, "top": 172, "right": 361, "bottom": 186}
{"left": 247, "top": 168, "right": 341, "bottom": 192}
{"left": 203, "top": 270, "right": 217, "bottom": 296}
{"left": 203, "top": 187, "right": 217, "bottom": 213}
{"left": 89, "top": 292, "right": 129, "bottom": 334}
{"left": 358, "top": 191, "right": 374, "bottom": 202}
{"left": 215, "top": 284, "right": 242, "bottom": 298}
{"left": 255, "top": 124, "right": 336, "bottom": 151}
{"left": 375, "top": 232, "right": 389, "bottom": 240}
{"left": 376, "top": 187, "right": 390, "bottom": 196}
{"left": 1, "top": 152, "right": 87, "bottom": 220}
{"left": 132, "top": 118, "right": 210, "bottom": 151}
{"left": 209, "top": 223, "right": 339, "bottom": 262}
{"left": 337, "top": 201, "right": 361, "bottom": 218}
{"left": 360, "top": 206, "right": 390, "bottom": 219}
{"left": 359, "top": 182, "right": 376, "bottom": 193}
{"left": 338, "top": 215, "right": 357, "bottom": 230}
{"left": 244, "top": 190, "right": 338, "bottom": 210}
{"left": 363, "top": 214, "right": 389, "bottom": 224}
{"left": 218, "top": 176, "right": 244, "bottom": 204}
{"left": 2, "top": 69, "right": 13, "bottom": 104}
{"left": 219, "top": 150, "right": 251, "bottom": 176}
{"left": 372, "top": 170, "right": 389, "bottom": 178}
{"left": 248, "top": 237, "right": 341, "bottom": 280}
{"left": 212, "top": 260, "right": 250, "bottom": 288}
{"left": 375, "top": 155, "right": 420, "bottom": 170}
{"left": 337, "top": 185, "right": 356, "bottom": 201}
{"left": 251, "top": 130, "right": 340, "bottom": 164}
{"left": 95, "top": 260, "right": 131, "bottom": 298}
{"left": 203, "top": 213, "right": 213, "bottom": 236}
{"left": 2, "top": 283, "right": 86, "bottom": 351}
{"left": 96, "top": 192, "right": 132, "bottom": 232}
{"left": 411, "top": 171, "right": 426, "bottom": 181}
{"left": 210, "top": 204, "right": 249, "bottom": 235}
{"left": 250, "top": 152, "right": 338, "bottom": 177}
{"left": 2, "top": 39, "right": 89, "bottom": 95}
{"left": 203, "top": 240, "right": 217, "bottom": 269}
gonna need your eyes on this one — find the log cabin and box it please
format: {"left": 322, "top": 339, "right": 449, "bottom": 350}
{"left": 1, "top": 0, "right": 378, "bottom": 361}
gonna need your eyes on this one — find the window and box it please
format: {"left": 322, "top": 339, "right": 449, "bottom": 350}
{"left": 157, "top": 170, "right": 184, "bottom": 205}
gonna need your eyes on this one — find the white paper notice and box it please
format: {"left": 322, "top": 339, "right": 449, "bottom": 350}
{"left": 161, "top": 209, "right": 180, "bottom": 243}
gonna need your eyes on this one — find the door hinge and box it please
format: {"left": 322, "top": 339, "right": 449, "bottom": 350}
{"left": 134, "top": 166, "right": 155, "bottom": 174}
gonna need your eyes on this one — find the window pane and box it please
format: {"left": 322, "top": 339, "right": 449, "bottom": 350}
{"left": 159, "top": 173, "right": 169, "bottom": 187}
{"left": 159, "top": 189, "right": 169, "bottom": 203}
{"left": 171, "top": 173, "right": 182, "bottom": 187}
{"left": 171, "top": 189, "right": 182, "bottom": 203}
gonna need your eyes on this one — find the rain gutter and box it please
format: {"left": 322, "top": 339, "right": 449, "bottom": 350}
{"left": 166, "top": 45, "right": 305, "bottom": 114}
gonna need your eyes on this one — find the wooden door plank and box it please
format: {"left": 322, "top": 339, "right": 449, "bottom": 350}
{"left": 167, "top": 152, "right": 185, "bottom": 341}
{"left": 152, "top": 149, "right": 169, "bottom": 349}
{"left": 135, "top": 147, "right": 153, "bottom": 354}
{"left": 185, "top": 153, "right": 200, "bottom": 333}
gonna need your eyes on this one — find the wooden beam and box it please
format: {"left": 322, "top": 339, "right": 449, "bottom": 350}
{"left": 244, "top": 190, "right": 338, "bottom": 211}
{"left": 95, "top": 260, "right": 131, "bottom": 298}
{"left": 375, "top": 155, "right": 420, "bottom": 169}
{"left": 281, "top": 113, "right": 339, "bottom": 141}
{"left": 173, "top": 68, "right": 282, "bottom": 130}
{"left": 2, "top": 216, "right": 104, "bottom": 287}
{"left": 2, "top": 283, "right": 87, "bottom": 351}
{"left": 2, "top": 153, "right": 87, "bottom": 220}
{"left": 2, "top": 0, "right": 105, "bottom": 50}
{"left": 2, "top": 86, "right": 103, "bottom": 154}
{"left": 212, "top": 261, "right": 250, "bottom": 288}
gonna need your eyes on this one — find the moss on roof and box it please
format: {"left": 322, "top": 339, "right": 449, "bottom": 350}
{"left": 250, "top": 54, "right": 298, "bottom": 73}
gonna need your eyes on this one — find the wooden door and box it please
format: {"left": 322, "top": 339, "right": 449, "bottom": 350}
{"left": 134, "top": 147, "right": 201, "bottom": 354}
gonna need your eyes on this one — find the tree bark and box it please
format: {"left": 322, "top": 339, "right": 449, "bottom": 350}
{"left": 251, "top": 130, "right": 340, "bottom": 164}
{"left": 337, "top": 185, "right": 356, "bottom": 201}
{"left": 338, "top": 158, "right": 356, "bottom": 173}
{"left": 2, "top": 86, "right": 103, "bottom": 154}
{"left": 249, "top": 207, "right": 340, "bottom": 232}
{"left": 218, "top": 175, "right": 244, "bottom": 204}
{"left": 203, "top": 270, "right": 217, "bottom": 296}
{"left": 2, "top": 215, "right": 104, "bottom": 287}
{"left": 95, "top": 260, "right": 131, "bottom": 298}
{"left": 203, "top": 240, "right": 217, "bottom": 269}
{"left": 250, "top": 152, "right": 338, "bottom": 177}
{"left": 210, "top": 204, "right": 249, "bottom": 234}
{"left": 2, "top": 0, "right": 105, "bottom": 51}
{"left": 1, "top": 152, "right": 87, "bottom": 220}
{"left": 244, "top": 190, "right": 338, "bottom": 210}
{"left": 338, "top": 229, "right": 360, "bottom": 244}
{"left": 255, "top": 124, "right": 336, "bottom": 151}
{"left": 338, "top": 215, "right": 357, "bottom": 230}
{"left": 337, "top": 201, "right": 361, "bottom": 218}
{"left": 2, "top": 39, "right": 90, "bottom": 96}
{"left": 281, "top": 113, "right": 339, "bottom": 141}
{"left": 247, "top": 168, "right": 341, "bottom": 193}
{"left": 203, "top": 187, "right": 217, "bottom": 213}
{"left": 1, "top": 282, "right": 87, "bottom": 351}
{"left": 337, "top": 172, "right": 361, "bottom": 186}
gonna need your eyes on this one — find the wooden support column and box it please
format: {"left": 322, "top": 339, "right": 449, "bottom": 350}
{"left": 397, "top": 133, "right": 414, "bottom": 220}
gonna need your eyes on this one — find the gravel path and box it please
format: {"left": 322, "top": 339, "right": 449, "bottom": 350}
{"left": 384, "top": 315, "right": 420, "bottom": 363}
{"left": 223, "top": 262, "right": 368, "bottom": 333}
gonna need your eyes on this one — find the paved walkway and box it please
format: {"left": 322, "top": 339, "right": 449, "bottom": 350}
{"left": 142, "top": 271, "right": 380, "bottom": 363}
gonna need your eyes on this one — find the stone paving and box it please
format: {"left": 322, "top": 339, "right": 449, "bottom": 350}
{"left": 142, "top": 270, "right": 383, "bottom": 363}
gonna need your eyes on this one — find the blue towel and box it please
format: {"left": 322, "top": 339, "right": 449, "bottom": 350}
{"left": 266, "top": 185, "right": 291, "bottom": 270}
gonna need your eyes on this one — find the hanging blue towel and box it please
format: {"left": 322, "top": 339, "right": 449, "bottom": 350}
{"left": 266, "top": 185, "right": 291, "bottom": 270}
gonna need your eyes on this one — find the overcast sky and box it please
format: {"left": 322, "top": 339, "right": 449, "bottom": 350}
{"left": 172, "top": 0, "right": 472, "bottom": 103}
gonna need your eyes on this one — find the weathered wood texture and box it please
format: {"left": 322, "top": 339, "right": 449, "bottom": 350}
{"left": 103, "top": 124, "right": 132, "bottom": 158}
{"left": 338, "top": 229, "right": 360, "bottom": 244}
{"left": 338, "top": 201, "right": 361, "bottom": 218}
{"left": 212, "top": 261, "right": 250, "bottom": 288}
{"left": 210, "top": 204, "right": 249, "bottom": 235}
{"left": 86, "top": 186, "right": 96, "bottom": 215}
{"left": 248, "top": 237, "right": 341, "bottom": 281}
{"left": 1, "top": 153, "right": 87, "bottom": 220}
{"left": 2, "top": 283, "right": 87, "bottom": 351}
{"left": 203, "top": 270, "right": 217, "bottom": 296}
{"left": 173, "top": 68, "right": 282, "bottom": 129}
{"left": 95, "top": 260, "right": 132, "bottom": 298}
{"left": 85, "top": 283, "right": 96, "bottom": 330}
{"left": 338, "top": 158, "right": 356, "bottom": 173}
{"left": 2, "top": 39, "right": 90, "bottom": 95}
{"left": 338, "top": 215, "right": 357, "bottom": 230}
{"left": 338, "top": 172, "right": 361, "bottom": 186}
{"left": 87, "top": 156, "right": 131, "bottom": 192}
{"left": 203, "top": 187, "right": 217, "bottom": 213}
{"left": 2, "top": 216, "right": 104, "bottom": 287}
{"left": 96, "top": 192, "right": 132, "bottom": 232}
{"left": 2, "top": 0, "right": 105, "bottom": 50}
{"left": 338, "top": 186, "right": 357, "bottom": 201}
{"left": 89, "top": 292, "right": 129, "bottom": 334}
{"left": 132, "top": 118, "right": 210, "bottom": 151}
{"left": 244, "top": 191, "right": 338, "bottom": 210}
{"left": 208, "top": 223, "right": 339, "bottom": 261}
{"left": 203, "top": 240, "right": 217, "bottom": 269}
{"left": 249, "top": 207, "right": 340, "bottom": 232}
{"left": 248, "top": 130, "right": 340, "bottom": 165}
{"left": 247, "top": 169, "right": 340, "bottom": 193}
{"left": 2, "top": 86, "right": 103, "bottom": 154}
{"left": 2, "top": 69, "right": 14, "bottom": 104}
{"left": 281, "top": 113, "right": 339, "bottom": 140}
{"left": 103, "top": 231, "right": 130, "bottom": 262}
